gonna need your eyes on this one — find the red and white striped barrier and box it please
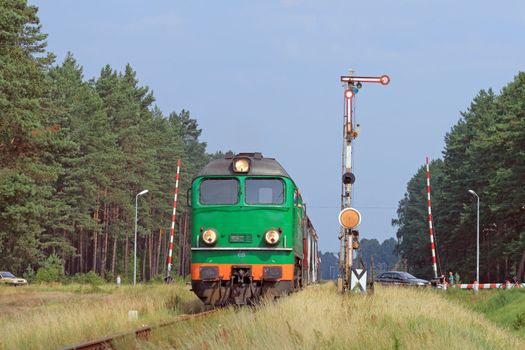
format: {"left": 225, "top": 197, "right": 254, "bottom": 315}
{"left": 426, "top": 157, "right": 438, "bottom": 280}
{"left": 458, "top": 283, "right": 525, "bottom": 289}
{"left": 166, "top": 159, "right": 181, "bottom": 279}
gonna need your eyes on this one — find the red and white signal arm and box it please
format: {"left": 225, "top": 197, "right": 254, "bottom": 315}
{"left": 339, "top": 207, "right": 362, "bottom": 229}
{"left": 380, "top": 75, "right": 390, "bottom": 85}
{"left": 340, "top": 74, "right": 391, "bottom": 86}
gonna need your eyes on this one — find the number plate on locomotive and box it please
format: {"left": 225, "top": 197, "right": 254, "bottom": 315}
{"left": 229, "top": 234, "right": 252, "bottom": 243}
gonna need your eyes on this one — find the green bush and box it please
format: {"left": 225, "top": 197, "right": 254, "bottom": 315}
{"left": 34, "top": 254, "right": 64, "bottom": 283}
{"left": 23, "top": 264, "right": 35, "bottom": 282}
{"left": 70, "top": 271, "right": 105, "bottom": 285}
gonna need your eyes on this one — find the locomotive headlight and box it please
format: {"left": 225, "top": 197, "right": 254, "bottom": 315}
{"left": 202, "top": 229, "right": 217, "bottom": 245}
{"left": 233, "top": 158, "right": 250, "bottom": 173}
{"left": 264, "top": 229, "right": 280, "bottom": 245}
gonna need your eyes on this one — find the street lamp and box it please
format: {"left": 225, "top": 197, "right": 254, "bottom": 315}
{"left": 468, "top": 189, "right": 480, "bottom": 284}
{"left": 134, "top": 189, "right": 149, "bottom": 286}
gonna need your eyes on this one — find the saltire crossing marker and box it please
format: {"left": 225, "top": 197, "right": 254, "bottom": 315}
{"left": 350, "top": 268, "right": 367, "bottom": 292}
{"left": 426, "top": 157, "right": 439, "bottom": 280}
{"left": 166, "top": 159, "right": 181, "bottom": 283}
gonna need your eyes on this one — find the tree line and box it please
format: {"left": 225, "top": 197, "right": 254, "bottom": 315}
{"left": 393, "top": 73, "right": 525, "bottom": 283}
{"left": 319, "top": 238, "right": 398, "bottom": 280}
{"left": 0, "top": 0, "right": 216, "bottom": 282}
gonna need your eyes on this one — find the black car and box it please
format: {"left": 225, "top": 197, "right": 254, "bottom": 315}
{"left": 375, "top": 271, "right": 430, "bottom": 287}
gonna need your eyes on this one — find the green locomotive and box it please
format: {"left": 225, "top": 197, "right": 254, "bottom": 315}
{"left": 190, "top": 152, "right": 319, "bottom": 306}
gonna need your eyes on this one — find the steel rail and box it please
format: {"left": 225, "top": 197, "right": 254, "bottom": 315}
{"left": 59, "top": 309, "right": 218, "bottom": 350}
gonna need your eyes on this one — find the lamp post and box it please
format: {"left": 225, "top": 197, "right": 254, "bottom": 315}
{"left": 468, "top": 190, "right": 480, "bottom": 283}
{"left": 134, "top": 189, "right": 149, "bottom": 286}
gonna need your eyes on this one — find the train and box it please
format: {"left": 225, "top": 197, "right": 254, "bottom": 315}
{"left": 189, "top": 152, "right": 319, "bottom": 306}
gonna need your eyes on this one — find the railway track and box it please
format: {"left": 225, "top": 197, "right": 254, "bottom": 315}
{"left": 59, "top": 309, "right": 218, "bottom": 350}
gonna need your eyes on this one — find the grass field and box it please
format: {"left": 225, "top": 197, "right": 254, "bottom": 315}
{"left": 141, "top": 283, "right": 525, "bottom": 350}
{"left": 0, "top": 282, "right": 202, "bottom": 350}
{"left": 2, "top": 282, "right": 524, "bottom": 350}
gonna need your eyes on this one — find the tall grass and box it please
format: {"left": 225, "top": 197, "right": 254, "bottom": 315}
{"left": 0, "top": 283, "right": 201, "bottom": 350}
{"left": 143, "top": 283, "right": 524, "bottom": 350}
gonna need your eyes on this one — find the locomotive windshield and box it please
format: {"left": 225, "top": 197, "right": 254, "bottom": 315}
{"left": 246, "top": 179, "right": 284, "bottom": 204}
{"left": 200, "top": 179, "right": 239, "bottom": 204}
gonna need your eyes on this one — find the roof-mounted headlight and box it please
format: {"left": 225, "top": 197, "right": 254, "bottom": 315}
{"left": 202, "top": 229, "right": 217, "bottom": 245}
{"left": 264, "top": 229, "right": 280, "bottom": 245}
{"left": 233, "top": 158, "right": 250, "bottom": 173}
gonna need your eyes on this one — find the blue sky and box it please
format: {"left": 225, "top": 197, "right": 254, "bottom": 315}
{"left": 33, "top": 0, "right": 525, "bottom": 252}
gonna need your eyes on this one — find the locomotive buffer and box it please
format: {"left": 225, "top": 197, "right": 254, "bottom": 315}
{"left": 337, "top": 70, "right": 389, "bottom": 293}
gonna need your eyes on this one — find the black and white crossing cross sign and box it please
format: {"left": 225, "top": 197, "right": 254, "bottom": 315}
{"left": 350, "top": 268, "right": 367, "bottom": 293}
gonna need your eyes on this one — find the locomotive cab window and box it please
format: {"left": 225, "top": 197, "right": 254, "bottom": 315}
{"left": 246, "top": 179, "right": 284, "bottom": 205}
{"left": 200, "top": 179, "right": 239, "bottom": 205}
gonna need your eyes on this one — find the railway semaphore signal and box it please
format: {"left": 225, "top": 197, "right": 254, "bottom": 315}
{"left": 338, "top": 69, "right": 390, "bottom": 294}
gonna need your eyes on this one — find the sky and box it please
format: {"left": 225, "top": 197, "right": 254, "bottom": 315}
{"left": 32, "top": 0, "right": 525, "bottom": 253}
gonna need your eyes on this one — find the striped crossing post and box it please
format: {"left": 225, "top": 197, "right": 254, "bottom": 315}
{"left": 166, "top": 159, "right": 181, "bottom": 282}
{"left": 426, "top": 157, "right": 438, "bottom": 280}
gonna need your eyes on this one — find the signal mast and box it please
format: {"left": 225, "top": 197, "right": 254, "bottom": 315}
{"left": 338, "top": 70, "right": 389, "bottom": 293}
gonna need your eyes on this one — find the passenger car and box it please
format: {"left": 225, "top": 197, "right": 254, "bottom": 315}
{"left": 375, "top": 271, "right": 430, "bottom": 287}
{"left": 0, "top": 271, "right": 28, "bottom": 286}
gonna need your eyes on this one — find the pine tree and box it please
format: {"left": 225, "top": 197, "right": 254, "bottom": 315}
{"left": 395, "top": 73, "right": 525, "bottom": 282}
{"left": 0, "top": 0, "right": 56, "bottom": 273}
{"left": 0, "top": 3, "right": 217, "bottom": 279}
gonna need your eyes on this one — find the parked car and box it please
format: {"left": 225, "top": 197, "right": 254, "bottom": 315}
{"left": 375, "top": 271, "right": 430, "bottom": 287}
{"left": 0, "top": 271, "right": 28, "bottom": 286}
